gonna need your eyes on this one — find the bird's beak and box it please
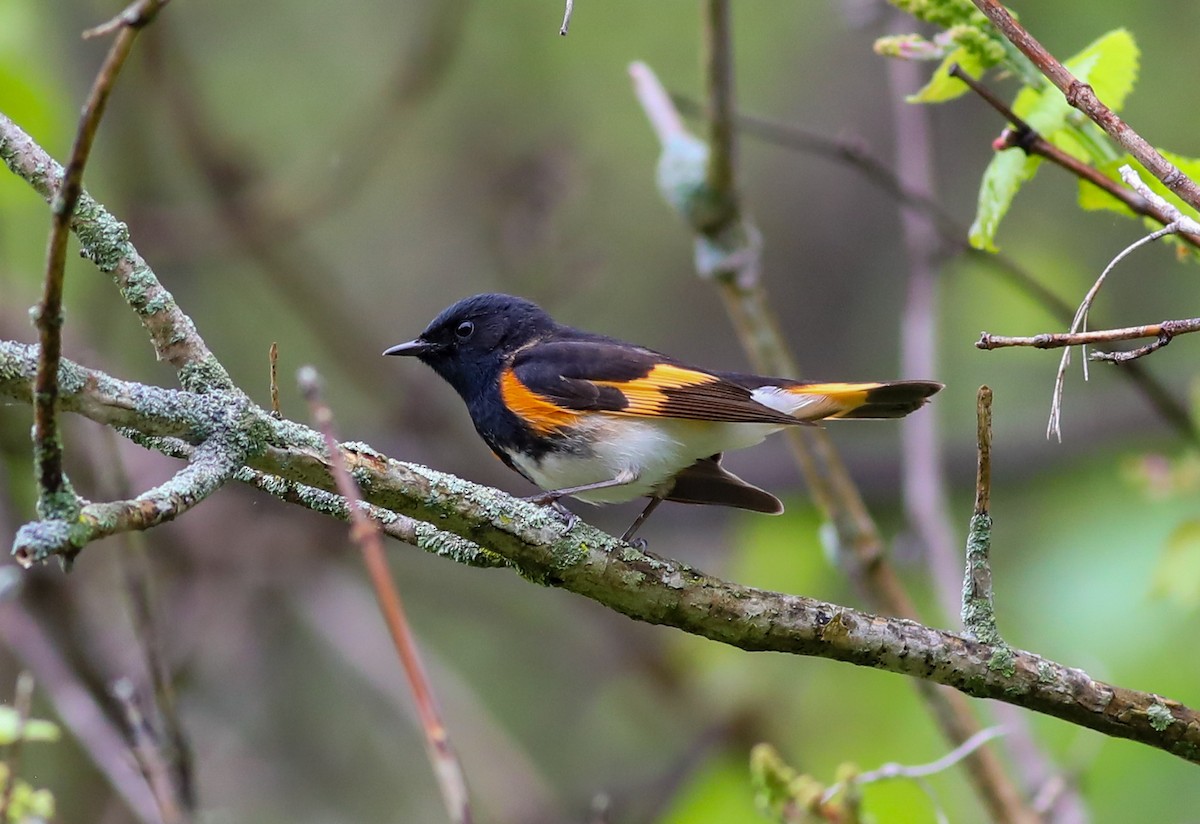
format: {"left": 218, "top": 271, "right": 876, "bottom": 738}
{"left": 382, "top": 339, "right": 435, "bottom": 357}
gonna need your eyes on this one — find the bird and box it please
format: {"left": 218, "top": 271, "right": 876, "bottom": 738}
{"left": 384, "top": 293, "right": 941, "bottom": 542}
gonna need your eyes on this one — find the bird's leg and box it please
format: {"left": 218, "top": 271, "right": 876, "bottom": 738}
{"left": 523, "top": 468, "right": 639, "bottom": 506}
{"left": 620, "top": 496, "right": 664, "bottom": 547}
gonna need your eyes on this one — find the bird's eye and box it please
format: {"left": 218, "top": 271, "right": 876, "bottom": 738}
{"left": 455, "top": 321, "right": 475, "bottom": 340}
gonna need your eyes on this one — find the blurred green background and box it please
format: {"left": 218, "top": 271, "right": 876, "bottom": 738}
{"left": 2, "top": 1, "right": 1199, "bottom": 822}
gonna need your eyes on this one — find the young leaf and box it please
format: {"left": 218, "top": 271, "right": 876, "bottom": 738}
{"left": 908, "top": 47, "right": 986, "bottom": 104}
{"left": 969, "top": 150, "right": 1040, "bottom": 251}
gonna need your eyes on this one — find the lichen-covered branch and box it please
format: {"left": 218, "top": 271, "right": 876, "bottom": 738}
{"left": 2, "top": 340, "right": 1198, "bottom": 764}
{"left": 0, "top": 113, "right": 230, "bottom": 392}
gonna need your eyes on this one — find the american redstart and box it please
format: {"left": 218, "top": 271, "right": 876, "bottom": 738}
{"left": 385, "top": 293, "right": 941, "bottom": 541}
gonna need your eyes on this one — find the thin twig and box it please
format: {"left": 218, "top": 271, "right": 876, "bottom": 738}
{"left": 0, "top": 601, "right": 163, "bottom": 824}
{"left": 820, "top": 726, "right": 1009, "bottom": 806}
{"left": 33, "top": 0, "right": 168, "bottom": 512}
{"left": 978, "top": 318, "right": 1200, "bottom": 351}
{"left": 559, "top": 0, "right": 574, "bottom": 35}
{"left": 298, "top": 366, "right": 473, "bottom": 824}
{"left": 969, "top": 0, "right": 1200, "bottom": 213}
{"left": 886, "top": 33, "right": 961, "bottom": 627}
{"left": 268, "top": 342, "right": 281, "bottom": 418}
{"left": 1047, "top": 221, "right": 1181, "bottom": 440}
{"left": 98, "top": 429, "right": 196, "bottom": 814}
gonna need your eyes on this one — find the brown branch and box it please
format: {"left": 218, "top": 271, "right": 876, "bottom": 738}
{"left": 969, "top": 0, "right": 1200, "bottom": 213}
{"left": 298, "top": 367, "right": 473, "bottom": 824}
{"left": 32, "top": 0, "right": 169, "bottom": 512}
{"left": 946, "top": 63, "right": 1200, "bottom": 249}
{"left": 977, "top": 318, "right": 1200, "bottom": 351}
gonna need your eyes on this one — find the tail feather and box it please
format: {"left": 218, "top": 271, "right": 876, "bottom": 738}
{"left": 827, "top": 380, "right": 944, "bottom": 419}
{"left": 722, "top": 373, "right": 942, "bottom": 422}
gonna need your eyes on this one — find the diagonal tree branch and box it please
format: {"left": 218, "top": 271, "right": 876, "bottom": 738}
{"left": 0, "top": 113, "right": 230, "bottom": 392}
{"left": 2, "top": 341, "right": 1199, "bottom": 766}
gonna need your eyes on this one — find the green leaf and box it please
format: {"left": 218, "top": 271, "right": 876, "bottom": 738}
{"left": 907, "top": 47, "right": 985, "bottom": 104}
{"left": 971, "top": 29, "right": 1140, "bottom": 249}
{"left": 968, "top": 149, "right": 1040, "bottom": 251}
{"left": 1151, "top": 519, "right": 1200, "bottom": 608}
{"left": 1068, "top": 28, "right": 1139, "bottom": 113}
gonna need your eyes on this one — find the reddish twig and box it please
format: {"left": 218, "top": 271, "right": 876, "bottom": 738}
{"left": 969, "top": 0, "right": 1200, "bottom": 213}
{"left": 298, "top": 366, "right": 472, "bottom": 824}
{"left": 32, "top": 0, "right": 169, "bottom": 510}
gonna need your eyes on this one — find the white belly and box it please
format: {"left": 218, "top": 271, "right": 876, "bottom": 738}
{"left": 508, "top": 417, "right": 783, "bottom": 504}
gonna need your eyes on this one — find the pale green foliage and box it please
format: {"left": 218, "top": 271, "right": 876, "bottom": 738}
{"left": 967, "top": 29, "right": 1142, "bottom": 250}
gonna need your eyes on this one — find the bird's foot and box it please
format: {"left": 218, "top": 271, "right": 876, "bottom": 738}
{"left": 523, "top": 495, "right": 579, "bottom": 529}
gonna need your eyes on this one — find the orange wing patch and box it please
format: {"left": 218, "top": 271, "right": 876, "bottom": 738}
{"left": 594, "top": 363, "right": 718, "bottom": 416}
{"left": 500, "top": 369, "right": 581, "bottom": 435}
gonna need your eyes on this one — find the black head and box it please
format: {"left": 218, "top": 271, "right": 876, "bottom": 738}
{"left": 383, "top": 293, "right": 557, "bottom": 398}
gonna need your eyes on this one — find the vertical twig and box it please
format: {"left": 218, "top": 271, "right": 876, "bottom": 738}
{"left": 31, "top": 0, "right": 169, "bottom": 517}
{"left": 268, "top": 342, "right": 281, "bottom": 418}
{"left": 962, "top": 387, "right": 1000, "bottom": 644}
{"left": 298, "top": 367, "right": 472, "bottom": 824}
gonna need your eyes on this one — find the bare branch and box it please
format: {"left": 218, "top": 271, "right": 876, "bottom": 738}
{"left": 978, "top": 319, "right": 1200, "bottom": 351}
{"left": 299, "top": 367, "right": 473, "bottom": 824}
{"left": 0, "top": 113, "right": 231, "bottom": 391}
